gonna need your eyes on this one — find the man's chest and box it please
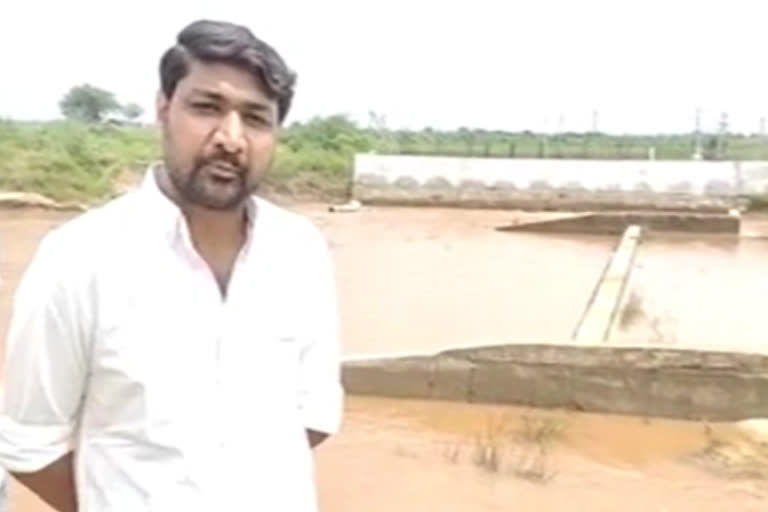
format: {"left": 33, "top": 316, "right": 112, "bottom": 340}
{"left": 82, "top": 251, "right": 307, "bottom": 436}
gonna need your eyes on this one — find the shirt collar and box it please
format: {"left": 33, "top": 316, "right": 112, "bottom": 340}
{"left": 139, "top": 162, "right": 258, "bottom": 253}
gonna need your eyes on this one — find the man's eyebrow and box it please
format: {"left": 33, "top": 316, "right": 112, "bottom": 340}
{"left": 188, "top": 88, "right": 224, "bottom": 100}
{"left": 188, "top": 88, "right": 271, "bottom": 112}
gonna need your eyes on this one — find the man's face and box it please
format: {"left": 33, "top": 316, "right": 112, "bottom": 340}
{"left": 157, "top": 59, "right": 279, "bottom": 210}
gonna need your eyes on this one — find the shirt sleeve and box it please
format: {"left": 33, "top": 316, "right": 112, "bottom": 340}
{"left": 0, "top": 231, "right": 90, "bottom": 473}
{"left": 296, "top": 225, "right": 344, "bottom": 436}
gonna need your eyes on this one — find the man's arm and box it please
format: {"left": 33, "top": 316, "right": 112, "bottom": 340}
{"left": 297, "top": 226, "right": 344, "bottom": 448}
{"left": 11, "top": 453, "right": 77, "bottom": 512}
{"left": 0, "top": 233, "right": 89, "bottom": 512}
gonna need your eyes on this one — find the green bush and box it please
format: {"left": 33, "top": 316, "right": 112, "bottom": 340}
{"left": 0, "top": 121, "right": 157, "bottom": 202}
{"left": 4, "top": 115, "right": 768, "bottom": 203}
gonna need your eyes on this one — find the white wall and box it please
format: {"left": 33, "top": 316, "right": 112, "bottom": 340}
{"left": 355, "top": 155, "right": 751, "bottom": 194}
{"left": 739, "top": 162, "right": 768, "bottom": 195}
{"left": 352, "top": 155, "right": 768, "bottom": 210}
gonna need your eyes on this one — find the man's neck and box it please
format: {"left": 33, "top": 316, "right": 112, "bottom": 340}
{"left": 181, "top": 203, "right": 247, "bottom": 253}
{"left": 181, "top": 202, "right": 248, "bottom": 298}
{"left": 154, "top": 165, "right": 248, "bottom": 253}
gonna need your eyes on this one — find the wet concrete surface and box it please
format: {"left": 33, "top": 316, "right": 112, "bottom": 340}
{"left": 2, "top": 205, "right": 768, "bottom": 511}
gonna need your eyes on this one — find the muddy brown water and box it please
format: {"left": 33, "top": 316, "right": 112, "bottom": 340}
{"left": 2, "top": 205, "right": 767, "bottom": 511}
{"left": 615, "top": 235, "right": 768, "bottom": 351}
{"left": 306, "top": 205, "right": 614, "bottom": 354}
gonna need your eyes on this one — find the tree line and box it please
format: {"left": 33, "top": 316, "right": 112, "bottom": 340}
{"left": 58, "top": 83, "right": 768, "bottom": 162}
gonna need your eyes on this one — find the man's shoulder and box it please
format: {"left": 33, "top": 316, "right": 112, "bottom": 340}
{"left": 17, "top": 193, "right": 142, "bottom": 295}
{"left": 37, "top": 192, "right": 142, "bottom": 259}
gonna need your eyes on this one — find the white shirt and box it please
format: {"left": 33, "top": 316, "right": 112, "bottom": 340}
{"left": 0, "top": 167, "right": 344, "bottom": 511}
{"left": 0, "top": 471, "right": 6, "bottom": 512}
{"left": 0, "top": 243, "right": 5, "bottom": 511}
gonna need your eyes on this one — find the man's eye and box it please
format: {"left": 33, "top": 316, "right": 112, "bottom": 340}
{"left": 192, "top": 102, "right": 219, "bottom": 113}
{"left": 244, "top": 113, "right": 268, "bottom": 126}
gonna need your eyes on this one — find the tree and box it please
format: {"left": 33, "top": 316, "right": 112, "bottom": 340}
{"left": 59, "top": 84, "right": 121, "bottom": 123}
{"left": 121, "top": 102, "right": 144, "bottom": 122}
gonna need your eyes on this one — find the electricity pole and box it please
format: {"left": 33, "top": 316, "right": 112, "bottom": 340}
{"left": 692, "top": 107, "right": 703, "bottom": 160}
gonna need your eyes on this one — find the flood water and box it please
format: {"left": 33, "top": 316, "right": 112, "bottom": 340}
{"left": 2, "top": 205, "right": 768, "bottom": 511}
{"left": 317, "top": 395, "right": 768, "bottom": 512}
{"left": 307, "top": 205, "right": 615, "bottom": 354}
{"left": 615, "top": 234, "right": 768, "bottom": 352}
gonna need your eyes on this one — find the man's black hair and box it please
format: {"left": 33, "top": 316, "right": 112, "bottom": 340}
{"left": 159, "top": 19, "right": 296, "bottom": 123}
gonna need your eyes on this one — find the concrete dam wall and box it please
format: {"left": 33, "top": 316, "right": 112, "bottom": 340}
{"left": 342, "top": 343, "right": 768, "bottom": 422}
{"left": 352, "top": 155, "right": 768, "bottom": 211}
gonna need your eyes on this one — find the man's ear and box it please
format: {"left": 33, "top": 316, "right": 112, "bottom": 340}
{"left": 156, "top": 91, "right": 170, "bottom": 124}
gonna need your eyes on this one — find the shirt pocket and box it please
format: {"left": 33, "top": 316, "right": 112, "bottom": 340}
{"left": 269, "top": 330, "right": 304, "bottom": 391}
{"left": 225, "top": 322, "right": 305, "bottom": 419}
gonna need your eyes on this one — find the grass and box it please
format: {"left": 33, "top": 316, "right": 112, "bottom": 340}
{"left": 689, "top": 422, "right": 768, "bottom": 481}
{"left": 441, "top": 413, "right": 567, "bottom": 484}
{"left": 437, "top": 411, "right": 768, "bottom": 486}
{"left": 0, "top": 120, "right": 156, "bottom": 204}
{"left": 0, "top": 119, "right": 354, "bottom": 205}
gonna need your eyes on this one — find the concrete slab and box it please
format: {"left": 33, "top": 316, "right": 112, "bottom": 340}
{"left": 342, "top": 343, "right": 768, "bottom": 421}
{"left": 496, "top": 211, "right": 741, "bottom": 235}
{"left": 572, "top": 225, "right": 642, "bottom": 343}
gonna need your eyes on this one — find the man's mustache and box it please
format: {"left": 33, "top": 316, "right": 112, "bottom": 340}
{"left": 196, "top": 154, "right": 246, "bottom": 174}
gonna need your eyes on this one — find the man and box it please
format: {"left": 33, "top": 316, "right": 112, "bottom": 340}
{"left": 0, "top": 247, "right": 6, "bottom": 512}
{"left": 0, "top": 470, "right": 6, "bottom": 512}
{"left": 0, "top": 19, "right": 343, "bottom": 512}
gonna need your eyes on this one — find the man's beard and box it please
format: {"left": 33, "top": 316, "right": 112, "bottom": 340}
{"left": 169, "top": 154, "right": 260, "bottom": 211}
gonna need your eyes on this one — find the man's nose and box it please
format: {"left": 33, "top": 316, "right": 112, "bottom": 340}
{"left": 212, "top": 111, "right": 245, "bottom": 153}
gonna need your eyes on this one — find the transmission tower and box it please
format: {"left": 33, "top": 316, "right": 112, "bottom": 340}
{"left": 692, "top": 108, "right": 703, "bottom": 160}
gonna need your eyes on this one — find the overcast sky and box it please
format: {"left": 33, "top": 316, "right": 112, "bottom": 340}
{"left": 2, "top": 0, "right": 767, "bottom": 134}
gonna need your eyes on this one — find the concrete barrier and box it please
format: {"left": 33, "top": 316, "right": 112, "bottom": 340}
{"left": 496, "top": 211, "right": 741, "bottom": 235}
{"left": 342, "top": 343, "right": 768, "bottom": 421}
{"left": 353, "top": 155, "right": 758, "bottom": 212}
